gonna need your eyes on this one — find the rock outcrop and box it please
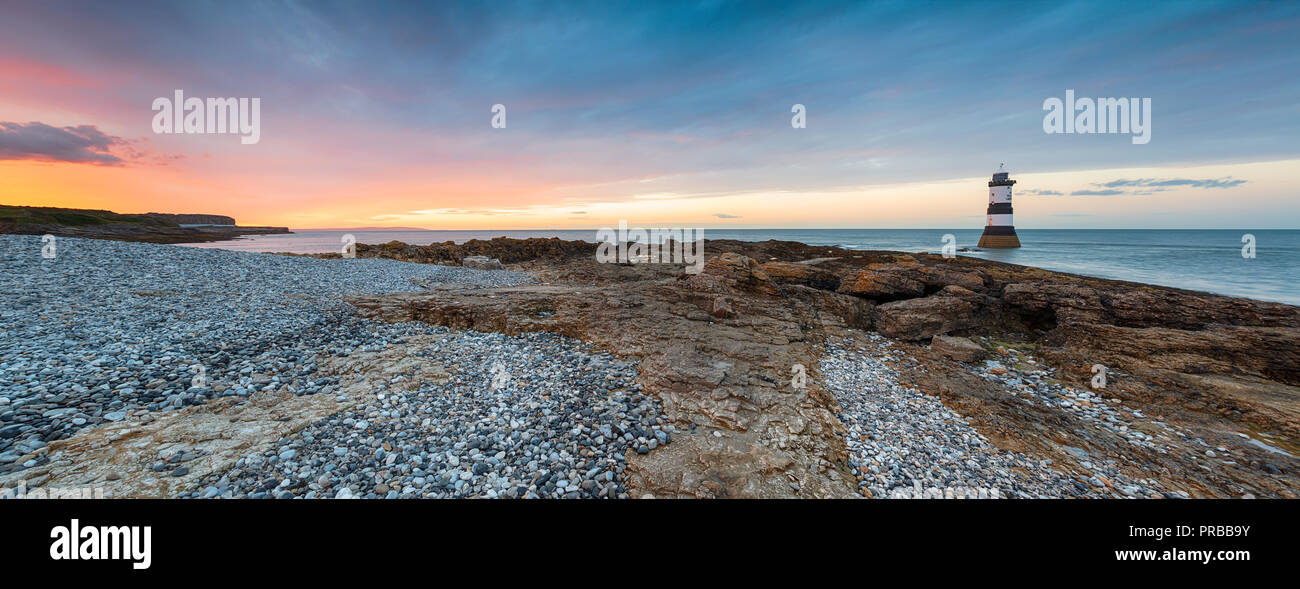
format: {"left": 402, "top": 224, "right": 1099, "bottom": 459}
{"left": 353, "top": 237, "right": 594, "bottom": 266}
{"left": 875, "top": 295, "right": 976, "bottom": 340}
{"left": 838, "top": 267, "right": 925, "bottom": 300}
{"left": 461, "top": 255, "right": 505, "bottom": 270}
{"left": 351, "top": 255, "right": 874, "bottom": 498}
{"left": 760, "top": 261, "right": 841, "bottom": 290}
{"left": 346, "top": 237, "right": 1300, "bottom": 497}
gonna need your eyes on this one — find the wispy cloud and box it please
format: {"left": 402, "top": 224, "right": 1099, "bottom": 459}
{"left": 1071, "top": 189, "right": 1126, "bottom": 196}
{"left": 1065, "top": 176, "right": 1249, "bottom": 197}
{"left": 713, "top": 213, "right": 742, "bottom": 219}
{"left": 1096, "top": 177, "right": 1247, "bottom": 189}
{"left": 1021, "top": 189, "right": 1064, "bottom": 196}
{"left": 0, "top": 121, "right": 126, "bottom": 165}
{"left": 408, "top": 208, "right": 535, "bottom": 216}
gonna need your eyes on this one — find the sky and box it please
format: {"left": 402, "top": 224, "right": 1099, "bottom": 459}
{"left": 1, "top": 0, "right": 1297, "bottom": 229}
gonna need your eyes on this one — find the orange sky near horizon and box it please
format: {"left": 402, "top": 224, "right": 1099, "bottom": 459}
{"left": 4, "top": 157, "right": 1296, "bottom": 230}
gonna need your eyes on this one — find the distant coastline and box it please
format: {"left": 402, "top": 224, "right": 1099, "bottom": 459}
{"left": 0, "top": 205, "right": 290, "bottom": 244}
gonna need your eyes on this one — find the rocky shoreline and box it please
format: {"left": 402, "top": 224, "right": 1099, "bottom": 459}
{"left": 1, "top": 234, "right": 1296, "bottom": 498}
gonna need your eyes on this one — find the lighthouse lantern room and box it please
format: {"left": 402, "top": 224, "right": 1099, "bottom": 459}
{"left": 977, "top": 163, "right": 1021, "bottom": 248}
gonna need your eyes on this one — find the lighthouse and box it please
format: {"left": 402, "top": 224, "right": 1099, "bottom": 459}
{"left": 977, "top": 163, "right": 1021, "bottom": 248}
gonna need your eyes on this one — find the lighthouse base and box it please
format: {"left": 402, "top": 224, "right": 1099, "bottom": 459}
{"left": 977, "top": 232, "right": 1021, "bottom": 248}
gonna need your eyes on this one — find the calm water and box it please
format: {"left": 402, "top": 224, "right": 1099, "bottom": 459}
{"left": 185, "top": 229, "right": 1300, "bottom": 306}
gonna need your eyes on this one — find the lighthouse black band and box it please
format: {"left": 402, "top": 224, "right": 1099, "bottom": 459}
{"left": 981, "top": 225, "right": 1018, "bottom": 235}
{"left": 986, "top": 203, "right": 1013, "bottom": 215}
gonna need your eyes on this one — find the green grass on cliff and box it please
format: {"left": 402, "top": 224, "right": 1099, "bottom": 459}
{"left": 0, "top": 205, "right": 179, "bottom": 227}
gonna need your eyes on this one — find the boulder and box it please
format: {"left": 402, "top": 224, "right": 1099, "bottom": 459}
{"left": 701, "top": 253, "right": 778, "bottom": 295}
{"left": 930, "top": 335, "right": 986, "bottom": 363}
{"left": 875, "top": 295, "right": 975, "bottom": 340}
{"left": 760, "top": 261, "right": 841, "bottom": 290}
{"left": 910, "top": 266, "right": 985, "bottom": 292}
{"left": 462, "top": 256, "right": 505, "bottom": 270}
{"left": 937, "top": 284, "right": 978, "bottom": 297}
{"left": 837, "top": 268, "right": 925, "bottom": 300}
{"left": 836, "top": 261, "right": 983, "bottom": 301}
{"left": 1001, "top": 282, "right": 1105, "bottom": 326}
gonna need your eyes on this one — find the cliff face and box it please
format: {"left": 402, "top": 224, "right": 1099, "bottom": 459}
{"left": 349, "top": 237, "right": 1300, "bottom": 498}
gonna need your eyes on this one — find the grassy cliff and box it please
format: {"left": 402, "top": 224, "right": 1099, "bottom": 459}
{"left": 0, "top": 205, "right": 287, "bottom": 243}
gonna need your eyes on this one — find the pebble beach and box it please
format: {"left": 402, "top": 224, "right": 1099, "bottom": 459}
{"left": 1, "top": 235, "right": 668, "bottom": 497}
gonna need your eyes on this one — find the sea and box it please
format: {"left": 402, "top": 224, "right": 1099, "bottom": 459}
{"left": 183, "top": 229, "right": 1300, "bottom": 306}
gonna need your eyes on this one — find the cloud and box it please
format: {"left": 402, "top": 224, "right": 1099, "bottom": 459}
{"left": 713, "top": 213, "right": 742, "bottom": 219}
{"left": 408, "top": 208, "right": 534, "bottom": 216}
{"left": 1064, "top": 176, "right": 1248, "bottom": 197}
{"left": 0, "top": 121, "right": 127, "bottom": 165}
{"left": 1070, "top": 189, "right": 1126, "bottom": 196}
{"left": 1020, "top": 189, "right": 1063, "bottom": 196}
{"left": 1095, "top": 177, "right": 1247, "bottom": 189}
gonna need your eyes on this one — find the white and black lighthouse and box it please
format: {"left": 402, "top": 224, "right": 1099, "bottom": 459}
{"left": 978, "top": 163, "right": 1020, "bottom": 248}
